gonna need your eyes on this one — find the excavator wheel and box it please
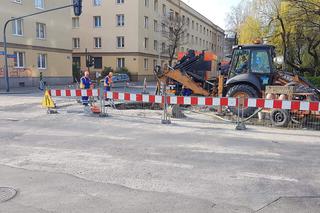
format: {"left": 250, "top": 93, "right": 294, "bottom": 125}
{"left": 226, "top": 84, "right": 259, "bottom": 117}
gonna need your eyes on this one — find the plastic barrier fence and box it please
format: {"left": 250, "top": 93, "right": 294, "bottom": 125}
{"left": 48, "top": 89, "right": 320, "bottom": 112}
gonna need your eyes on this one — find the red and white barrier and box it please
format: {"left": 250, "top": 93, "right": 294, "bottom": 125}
{"left": 48, "top": 89, "right": 320, "bottom": 112}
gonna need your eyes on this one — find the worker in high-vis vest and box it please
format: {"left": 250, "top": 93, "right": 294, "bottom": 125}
{"left": 104, "top": 72, "right": 113, "bottom": 93}
{"left": 80, "top": 71, "right": 92, "bottom": 106}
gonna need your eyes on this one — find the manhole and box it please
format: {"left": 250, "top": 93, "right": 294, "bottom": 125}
{"left": 0, "top": 187, "right": 17, "bottom": 203}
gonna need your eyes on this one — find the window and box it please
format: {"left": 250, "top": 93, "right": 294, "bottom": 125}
{"left": 117, "top": 58, "right": 125, "bottom": 68}
{"left": 94, "top": 37, "right": 102, "bottom": 48}
{"left": 117, "top": 36, "right": 125, "bottom": 48}
{"left": 94, "top": 16, "right": 102, "bottom": 27}
{"left": 37, "top": 54, "right": 47, "bottom": 69}
{"left": 116, "top": 14, "right": 124, "bottom": 26}
{"left": 161, "top": 23, "right": 165, "bottom": 32}
{"left": 186, "top": 18, "right": 190, "bottom": 27}
{"left": 72, "top": 17, "right": 79, "bottom": 28}
{"left": 35, "top": 0, "right": 44, "bottom": 9}
{"left": 145, "top": 0, "right": 149, "bottom": 7}
{"left": 14, "top": 52, "right": 24, "bottom": 68}
{"left": 144, "top": 16, "right": 149, "bottom": 29}
{"left": 144, "top": 37, "right": 149, "bottom": 49}
{"left": 36, "top": 23, "right": 46, "bottom": 39}
{"left": 154, "top": 40, "right": 158, "bottom": 51}
{"left": 161, "top": 42, "right": 165, "bottom": 53}
{"left": 169, "top": 10, "right": 174, "bottom": 20}
{"left": 12, "top": 19, "right": 23, "bottom": 36}
{"left": 116, "top": 0, "right": 124, "bottom": 4}
{"left": 200, "top": 25, "right": 202, "bottom": 33}
{"left": 154, "top": 20, "right": 158, "bottom": 32}
{"left": 94, "top": 57, "right": 102, "bottom": 69}
{"left": 192, "top": 20, "right": 194, "bottom": 29}
{"left": 73, "top": 38, "right": 80, "bottom": 49}
{"left": 154, "top": 0, "right": 158, "bottom": 11}
{"left": 251, "top": 50, "right": 271, "bottom": 74}
{"left": 162, "top": 4, "right": 166, "bottom": 16}
{"left": 93, "top": 0, "right": 101, "bottom": 6}
{"left": 144, "top": 58, "right": 148, "bottom": 69}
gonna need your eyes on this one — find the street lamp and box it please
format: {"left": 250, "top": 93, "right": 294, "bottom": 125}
{"left": 2, "top": 0, "right": 82, "bottom": 92}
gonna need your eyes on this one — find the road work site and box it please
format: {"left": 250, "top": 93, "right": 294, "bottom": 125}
{"left": 0, "top": 91, "right": 320, "bottom": 213}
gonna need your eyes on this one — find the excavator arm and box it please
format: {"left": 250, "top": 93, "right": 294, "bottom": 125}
{"left": 154, "top": 66, "right": 211, "bottom": 96}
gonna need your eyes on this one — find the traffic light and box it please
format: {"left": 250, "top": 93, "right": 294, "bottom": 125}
{"left": 86, "top": 55, "right": 95, "bottom": 68}
{"left": 73, "top": 0, "right": 82, "bottom": 16}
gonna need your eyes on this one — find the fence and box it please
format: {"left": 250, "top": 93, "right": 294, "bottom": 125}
{"left": 46, "top": 88, "right": 320, "bottom": 130}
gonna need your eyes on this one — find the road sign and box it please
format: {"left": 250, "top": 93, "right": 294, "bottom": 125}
{"left": 0, "top": 52, "right": 16, "bottom": 58}
{"left": 42, "top": 90, "right": 55, "bottom": 108}
{"left": 7, "top": 54, "right": 16, "bottom": 59}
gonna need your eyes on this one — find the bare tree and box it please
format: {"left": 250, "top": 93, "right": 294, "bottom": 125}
{"left": 225, "top": 0, "right": 252, "bottom": 42}
{"left": 161, "top": 12, "right": 188, "bottom": 66}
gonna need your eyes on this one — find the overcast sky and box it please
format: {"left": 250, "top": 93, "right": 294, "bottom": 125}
{"left": 181, "top": 0, "right": 241, "bottom": 29}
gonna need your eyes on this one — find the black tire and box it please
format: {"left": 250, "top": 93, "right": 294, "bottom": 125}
{"left": 226, "top": 84, "right": 259, "bottom": 117}
{"left": 270, "top": 109, "right": 290, "bottom": 127}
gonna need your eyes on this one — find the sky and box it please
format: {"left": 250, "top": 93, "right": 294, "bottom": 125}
{"left": 181, "top": 0, "right": 242, "bottom": 29}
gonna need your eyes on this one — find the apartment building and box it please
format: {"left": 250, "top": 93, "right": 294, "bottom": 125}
{"left": 72, "top": 0, "right": 225, "bottom": 81}
{"left": 0, "top": 0, "right": 72, "bottom": 88}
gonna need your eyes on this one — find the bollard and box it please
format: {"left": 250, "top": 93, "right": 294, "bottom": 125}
{"left": 161, "top": 82, "right": 171, "bottom": 124}
{"left": 142, "top": 77, "right": 149, "bottom": 94}
{"left": 99, "top": 85, "right": 107, "bottom": 117}
{"left": 235, "top": 97, "right": 246, "bottom": 130}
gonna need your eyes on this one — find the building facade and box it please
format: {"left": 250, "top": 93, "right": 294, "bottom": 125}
{"left": 72, "top": 0, "right": 225, "bottom": 81}
{"left": 0, "top": 0, "right": 72, "bottom": 89}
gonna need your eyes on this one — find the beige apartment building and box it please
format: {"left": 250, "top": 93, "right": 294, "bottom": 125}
{"left": 0, "top": 0, "right": 72, "bottom": 88}
{"left": 72, "top": 0, "right": 225, "bottom": 81}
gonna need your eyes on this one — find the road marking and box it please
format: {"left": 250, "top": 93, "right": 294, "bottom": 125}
{"left": 239, "top": 172, "right": 298, "bottom": 182}
{"left": 145, "top": 160, "right": 193, "bottom": 169}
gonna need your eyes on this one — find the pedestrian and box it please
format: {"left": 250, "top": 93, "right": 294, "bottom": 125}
{"left": 80, "top": 70, "right": 92, "bottom": 106}
{"left": 104, "top": 72, "right": 113, "bottom": 93}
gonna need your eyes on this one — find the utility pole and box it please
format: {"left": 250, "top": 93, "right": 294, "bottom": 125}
{"left": 85, "top": 48, "right": 90, "bottom": 72}
{"left": 2, "top": 0, "right": 82, "bottom": 92}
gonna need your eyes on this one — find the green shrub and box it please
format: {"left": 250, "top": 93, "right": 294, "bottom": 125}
{"left": 115, "top": 67, "right": 131, "bottom": 78}
{"left": 305, "top": 76, "right": 320, "bottom": 88}
{"left": 101, "top": 67, "right": 114, "bottom": 78}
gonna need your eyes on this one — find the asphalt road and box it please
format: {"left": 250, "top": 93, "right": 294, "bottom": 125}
{"left": 0, "top": 91, "right": 320, "bottom": 212}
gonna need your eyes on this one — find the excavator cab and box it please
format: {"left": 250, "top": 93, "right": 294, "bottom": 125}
{"left": 225, "top": 45, "right": 276, "bottom": 97}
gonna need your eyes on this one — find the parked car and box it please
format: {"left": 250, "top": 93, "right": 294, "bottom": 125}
{"left": 112, "top": 74, "right": 130, "bottom": 83}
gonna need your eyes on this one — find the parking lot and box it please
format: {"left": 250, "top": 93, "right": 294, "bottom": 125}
{"left": 0, "top": 90, "right": 320, "bottom": 212}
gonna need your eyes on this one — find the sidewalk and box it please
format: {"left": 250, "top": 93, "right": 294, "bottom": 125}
{"left": 0, "top": 87, "right": 43, "bottom": 95}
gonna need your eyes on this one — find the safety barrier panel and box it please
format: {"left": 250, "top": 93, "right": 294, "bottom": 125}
{"left": 49, "top": 89, "right": 320, "bottom": 112}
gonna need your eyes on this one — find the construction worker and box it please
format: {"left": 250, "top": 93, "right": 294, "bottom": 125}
{"left": 236, "top": 55, "right": 249, "bottom": 74}
{"left": 104, "top": 72, "right": 113, "bottom": 93}
{"left": 80, "top": 70, "right": 92, "bottom": 106}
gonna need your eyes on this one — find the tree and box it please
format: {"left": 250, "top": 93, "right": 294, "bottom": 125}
{"left": 161, "top": 12, "right": 188, "bottom": 66}
{"left": 239, "top": 16, "right": 263, "bottom": 44}
{"left": 225, "top": 0, "right": 253, "bottom": 43}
